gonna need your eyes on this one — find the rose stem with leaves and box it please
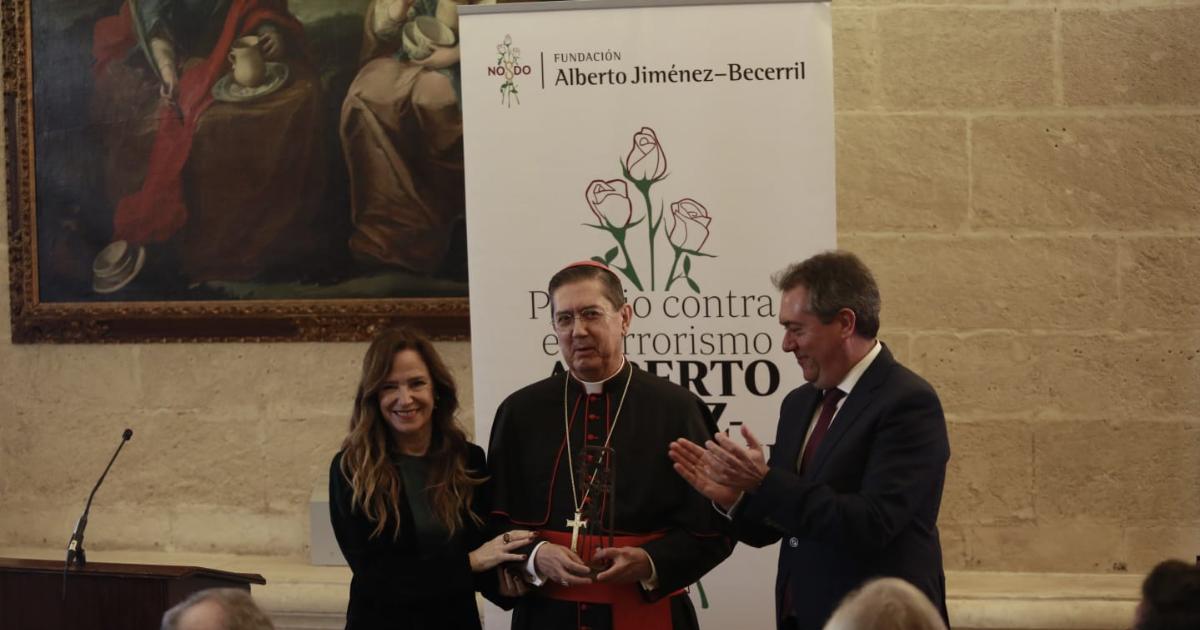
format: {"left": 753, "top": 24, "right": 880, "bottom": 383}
{"left": 613, "top": 226, "right": 644, "bottom": 291}
{"left": 641, "top": 184, "right": 659, "bottom": 290}
{"left": 665, "top": 245, "right": 685, "bottom": 291}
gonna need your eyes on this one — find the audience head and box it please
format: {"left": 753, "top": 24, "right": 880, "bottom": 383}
{"left": 823, "top": 577, "right": 947, "bottom": 630}
{"left": 161, "top": 588, "right": 274, "bottom": 630}
{"left": 1134, "top": 559, "right": 1200, "bottom": 630}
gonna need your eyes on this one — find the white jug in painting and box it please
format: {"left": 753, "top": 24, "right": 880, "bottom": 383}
{"left": 228, "top": 35, "right": 266, "bottom": 88}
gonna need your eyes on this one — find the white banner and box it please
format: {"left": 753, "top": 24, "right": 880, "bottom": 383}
{"left": 460, "top": 1, "right": 834, "bottom": 627}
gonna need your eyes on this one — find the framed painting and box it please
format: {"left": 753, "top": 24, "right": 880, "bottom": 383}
{"left": 3, "top": 0, "right": 481, "bottom": 342}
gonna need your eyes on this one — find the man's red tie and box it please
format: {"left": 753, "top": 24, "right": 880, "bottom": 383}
{"left": 781, "top": 388, "right": 847, "bottom": 623}
{"left": 799, "top": 388, "right": 845, "bottom": 474}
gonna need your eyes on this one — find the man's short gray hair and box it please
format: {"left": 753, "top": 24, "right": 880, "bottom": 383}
{"left": 772, "top": 250, "right": 881, "bottom": 339}
{"left": 161, "top": 588, "right": 275, "bottom": 630}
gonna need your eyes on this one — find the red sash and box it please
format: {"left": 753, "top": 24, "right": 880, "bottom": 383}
{"left": 536, "top": 530, "right": 684, "bottom": 630}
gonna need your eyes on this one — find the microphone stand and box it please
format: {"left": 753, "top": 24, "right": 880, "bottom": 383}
{"left": 63, "top": 428, "right": 133, "bottom": 600}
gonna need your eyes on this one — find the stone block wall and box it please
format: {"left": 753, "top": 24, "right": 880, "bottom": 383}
{"left": 1, "top": 0, "right": 1198, "bottom": 573}
{"left": 833, "top": 0, "right": 1200, "bottom": 573}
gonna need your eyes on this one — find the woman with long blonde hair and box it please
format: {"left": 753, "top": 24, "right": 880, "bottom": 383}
{"left": 329, "top": 328, "right": 534, "bottom": 629}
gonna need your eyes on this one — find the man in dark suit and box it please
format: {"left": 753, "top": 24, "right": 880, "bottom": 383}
{"left": 669, "top": 250, "right": 950, "bottom": 630}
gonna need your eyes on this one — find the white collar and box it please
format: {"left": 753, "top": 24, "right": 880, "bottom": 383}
{"left": 573, "top": 357, "right": 628, "bottom": 394}
{"left": 833, "top": 340, "right": 881, "bottom": 396}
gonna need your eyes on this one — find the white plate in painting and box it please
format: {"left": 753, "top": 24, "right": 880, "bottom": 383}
{"left": 212, "top": 62, "right": 290, "bottom": 103}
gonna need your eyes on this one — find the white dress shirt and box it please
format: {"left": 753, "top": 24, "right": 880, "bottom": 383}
{"left": 720, "top": 340, "right": 882, "bottom": 517}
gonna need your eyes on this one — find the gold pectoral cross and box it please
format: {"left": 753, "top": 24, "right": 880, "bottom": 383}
{"left": 565, "top": 510, "right": 588, "bottom": 554}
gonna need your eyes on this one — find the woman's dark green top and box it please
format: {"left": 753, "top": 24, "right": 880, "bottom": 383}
{"left": 393, "top": 454, "right": 448, "bottom": 548}
{"left": 329, "top": 444, "right": 502, "bottom": 630}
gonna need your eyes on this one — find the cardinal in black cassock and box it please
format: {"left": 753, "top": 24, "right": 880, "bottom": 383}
{"left": 486, "top": 262, "right": 733, "bottom": 630}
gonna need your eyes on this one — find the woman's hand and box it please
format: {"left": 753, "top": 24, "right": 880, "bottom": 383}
{"left": 468, "top": 529, "right": 537, "bottom": 572}
{"left": 386, "top": 0, "right": 412, "bottom": 22}
{"left": 412, "top": 44, "right": 460, "bottom": 70}
{"left": 497, "top": 567, "right": 529, "bottom": 597}
{"left": 158, "top": 65, "right": 179, "bottom": 103}
{"left": 149, "top": 36, "right": 178, "bottom": 103}
{"left": 258, "top": 28, "right": 285, "bottom": 60}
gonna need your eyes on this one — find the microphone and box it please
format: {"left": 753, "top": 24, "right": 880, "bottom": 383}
{"left": 66, "top": 428, "right": 133, "bottom": 569}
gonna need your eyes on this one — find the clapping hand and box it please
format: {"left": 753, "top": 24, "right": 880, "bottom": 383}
{"left": 703, "top": 426, "right": 770, "bottom": 493}
{"left": 670, "top": 425, "right": 768, "bottom": 510}
{"left": 669, "top": 438, "right": 740, "bottom": 509}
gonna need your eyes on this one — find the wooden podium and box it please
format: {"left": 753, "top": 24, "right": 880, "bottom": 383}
{"left": 0, "top": 557, "right": 265, "bottom": 629}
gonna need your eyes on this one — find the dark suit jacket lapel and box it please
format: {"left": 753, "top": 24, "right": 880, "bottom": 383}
{"left": 806, "top": 344, "right": 897, "bottom": 477}
{"left": 774, "top": 386, "right": 821, "bottom": 470}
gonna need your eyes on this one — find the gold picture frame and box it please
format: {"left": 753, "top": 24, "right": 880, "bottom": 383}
{"left": 3, "top": 0, "right": 473, "bottom": 342}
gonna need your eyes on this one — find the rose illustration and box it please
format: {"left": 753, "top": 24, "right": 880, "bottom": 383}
{"left": 582, "top": 126, "right": 717, "bottom": 293}
{"left": 586, "top": 179, "right": 633, "bottom": 228}
{"left": 667, "top": 198, "right": 711, "bottom": 252}
{"left": 624, "top": 127, "right": 668, "bottom": 183}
